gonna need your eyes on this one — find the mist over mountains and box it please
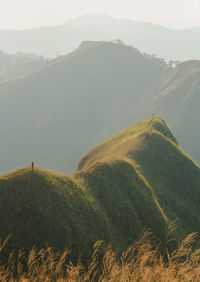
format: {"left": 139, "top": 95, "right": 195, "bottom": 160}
{"left": 1, "top": 11, "right": 200, "bottom": 273}
{"left": 0, "top": 39, "right": 200, "bottom": 173}
{"left": 0, "top": 41, "right": 166, "bottom": 174}
{"left": 0, "top": 51, "right": 47, "bottom": 82}
{"left": 1, "top": 13, "right": 200, "bottom": 61}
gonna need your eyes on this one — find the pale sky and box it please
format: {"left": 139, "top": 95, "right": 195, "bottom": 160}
{"left": 0, "top": 0, "right": 200, "bottom": 29}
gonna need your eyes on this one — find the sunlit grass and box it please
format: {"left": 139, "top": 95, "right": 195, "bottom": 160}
{"left": 75, "top": 116, "right": 178, "bottom": 174}
{"left": 0, "top": 229, "right": 199, "bottom": 281}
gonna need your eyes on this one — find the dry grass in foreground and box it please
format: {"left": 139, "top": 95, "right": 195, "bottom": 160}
{"left": 0, "top": 230, "right": 200, "bottom": 281}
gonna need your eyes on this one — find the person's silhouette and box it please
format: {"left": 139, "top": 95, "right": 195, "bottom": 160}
{"left": 31, "top": 161, "right": 34, "bottom": 172}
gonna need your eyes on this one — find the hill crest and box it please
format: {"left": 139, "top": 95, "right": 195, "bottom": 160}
{"left": 75, "top": 116, "right": 178, "bottom": 173}
{"left": 1, "top": 117, "right": 200, "bottom": 261}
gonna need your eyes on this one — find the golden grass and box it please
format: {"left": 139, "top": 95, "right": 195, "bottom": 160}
{"left": 75, "top": 116, "right": 178, "bottom": 175}
{"left": 0, "top": 229, "right": 200, "bottom": 281}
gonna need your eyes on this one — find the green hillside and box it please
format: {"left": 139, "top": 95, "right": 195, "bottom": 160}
{"left": 75, "top": 116, "right": 200, "bottom": 239}
{"left": 0, "top": 167, "right": 110, "bottom": 260}
{"left": 0, "top": 41, "right": 167, "bottom": 174}
{"left": 1, "top": 117, "right": 200, "bottom": 262}
{"left": 154, "top": 60, "right": 200, "bottom": 165}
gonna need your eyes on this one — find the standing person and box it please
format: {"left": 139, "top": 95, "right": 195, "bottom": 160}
{"left": 31, "top": 161, "right": 34, "bottom": 172}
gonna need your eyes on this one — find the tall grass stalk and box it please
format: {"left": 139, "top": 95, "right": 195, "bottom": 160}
{"left": 0, "top": 230, "right": 199, "bottom": 281}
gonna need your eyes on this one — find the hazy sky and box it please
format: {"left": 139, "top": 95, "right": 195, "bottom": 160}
{"left": 0, "top": 0, "right": 200, "bottom": 29}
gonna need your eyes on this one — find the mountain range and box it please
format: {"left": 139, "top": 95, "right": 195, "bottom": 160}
{"left": 0, "top": 41, "right": 167, "bottom": 174}
{"left": 1, "top": 13, "right": 200, "bottom": 61}
{"left": 0, "top": 40, "right": 200, "bottom": 173}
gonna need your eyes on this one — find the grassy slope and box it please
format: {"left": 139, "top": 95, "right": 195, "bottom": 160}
{"left": 0, "top": 167, "right": 110, "bottom": 260}
{"left": 1, "top": 117, "right": 200, "bottom": 261}
{"left": 0, "top": 163, "right": 166, "bottom": 259}
{"left": 75, "top": 116, "right": 200, "bottom": 240}
{"left": 76, "top": 159, "right": 167, "bottom": 249}
{"left": 154, "top": 60, "right": 200, "bottom": 164}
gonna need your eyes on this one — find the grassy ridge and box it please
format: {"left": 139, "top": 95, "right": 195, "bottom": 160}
{"left": 76, "top": 116, "right": 177, "bottom": 172}
{"left": 78, "top": 159, "right": 166, "bottom": 249}
{"left": 130, "top": 131, "right": 200, "bottom": 236}
{"left": 0, "top": 167, "right": 110, "bottom": 260}
{"left": 154, "top": 60, "right": 200, "bottom": 165}
{"left": 75, "top": 116, "right": 200, "bottom": 241}
{"left": 1, "top": 116, "right": 200, "bottom": 262}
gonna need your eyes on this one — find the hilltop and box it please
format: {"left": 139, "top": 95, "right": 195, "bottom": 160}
{"left": 1, "top": 117, "right": 200, "bottom": 261}
{"left": 0, "top": 167, "right": 109, "bottom": 260}
{"left": 154, "top": 60, "right": 200, "bottom": 164}
{"left": 75, "top": 116, "right": 200, "bottom": 240}
{"left": 0, "top": 41, "right": 166, "bottom": 174}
